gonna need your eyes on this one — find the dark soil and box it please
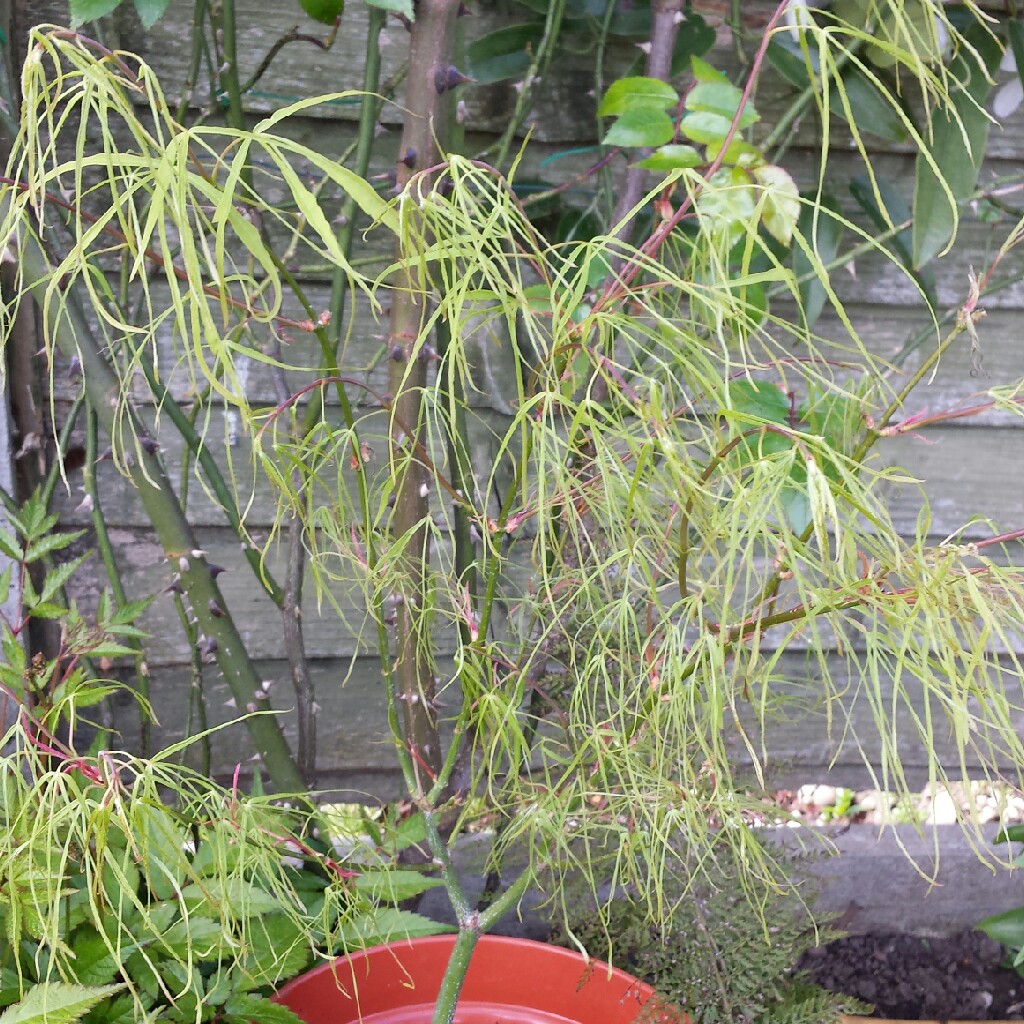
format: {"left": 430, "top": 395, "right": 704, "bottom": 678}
{"left": 799, "top": 930, "right": 1024, "bottom": 1020}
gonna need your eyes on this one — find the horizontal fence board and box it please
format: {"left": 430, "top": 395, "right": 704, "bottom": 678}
{"left": 107, "top": 653, "right": 451, "bottom": 799}
{"left": 749, "top": 650, "right": 1024, "bottom": 790}
{"left": 64, "top": 523, "right": 479, "bottom": 663}
{"left": 103, "top": 644, "right": 1024, "bottom": 796}
{"left": 51, "top": 396, "right": 1024, "bottom": 539}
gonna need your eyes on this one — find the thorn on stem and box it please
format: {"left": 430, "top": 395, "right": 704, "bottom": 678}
{"left": 434, "top": 65, "right": 473, "bottom": 94}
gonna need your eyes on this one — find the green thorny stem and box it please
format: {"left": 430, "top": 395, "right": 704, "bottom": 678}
{"left": 387, "top": 0, "right": 463, "bottom": 802}
{"left": 85, "top": 403, "right": 150, "bottom": 753}
{"left": 6, "top": 212, "right": 306, "bottom": 795}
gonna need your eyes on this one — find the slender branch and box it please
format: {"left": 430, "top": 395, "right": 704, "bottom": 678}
{"left": 284, "top": 510, "right": 316, "bottom": 786}
{"left": 217, "top": 0, "right": 246, "bottom": 135}
{"left": 175, "top": 0, "right": 209, "bottom": 123}
{"left": 39, "top": 394, "right": 84, "bottom": 510}
{"left": 491, "top": 0, "right": 567, "bottom": 170}
{"left": 239, "top": 21, "right": 340, "bottom": 96}
{"left": 135, "top": 349, "right": 285, "bottom": 606}
{"left": 388, "top": 0, "right": 465, "bottom": 797}
{"left": 173, "top": 588, "right": 211, "bottom": 775}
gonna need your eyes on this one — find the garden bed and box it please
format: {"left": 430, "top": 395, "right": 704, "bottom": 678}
{"left": 802, "top": 929, "right": 1024, "bottom": 1021}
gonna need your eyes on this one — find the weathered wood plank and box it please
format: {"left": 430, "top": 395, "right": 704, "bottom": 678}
{"left": 63, "top": 522, "right": 479, "bottom": 663}
{"left": 105, "top": 644, "right": 1024, "bottom": 795}
{"left": 752, "top": 650, "right": 1024, "bottom": 790}
{"left": 50, "top": 389, "right": 1024, "bottom": 540}
{"left": 107, "top": 653, "right": 453, "bottom": 799}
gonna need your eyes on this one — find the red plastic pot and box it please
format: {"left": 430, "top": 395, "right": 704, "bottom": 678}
{"left": 272, "top": 934, "right": 684, "bottom": 1024}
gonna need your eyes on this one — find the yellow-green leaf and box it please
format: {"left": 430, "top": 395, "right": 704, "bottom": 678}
{"left": 753, "top": 164, "right": 800, "bottom": 246}
{"left": 598, "top": 77, "right": 678, "bottom": 117}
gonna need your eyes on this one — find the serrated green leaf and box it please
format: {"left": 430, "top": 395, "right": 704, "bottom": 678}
{"left": 82, "top": 993, "right": 138, "bottom": 1024}
{"left": 26, "top": 602, "right": 69, "bottom": 620}
{"left": 338, "top": 908, "right": 452, "bottom": 949}
{"left": 69, "top": 0, "right": 121, "bottom": 25}
{"left": 242, "top": 914, "right": 311, "bottom": 988}
{"left": 132, "top": 803, "right": 189, "bottom": 902}
{"left": 637, "top": 144, "right": 702, "bottom": 172}
{"left": 101, "top": 624, "right": 147, "bottom": 641}
{"left": 81, "top": 642, "right": 139, "bottom": 661}
{"left": 0, "top": 971, "right": 24, "bottom": 1010}
{"left": 354, "top": 869, "right": 444, "bottom": 902}
{"left": 0, "top": 628, "right": 25, "bottom": 673}
{"left": 912, "top": 24, "right": 1001, "bottom": 267}
{"left": 66, "top": 930, "right": 120, "bottom": 987}
{"left": 679, "top": 110, "right": 735, "bottom": 145}
{"left": 180, "top": 879, "right": 284, "bottom": 918}
{"left": 466, "top": 25, "right": 544, "bottom": 86}
{"left": 24, "top": 531, "right": 86, "bottom": 564}
{"left": 159, "top": 916, "right": 224, "bottom": 960}
{"left": 598, "top": 76, "right": 678, "bottom": 117}
{"left": 223, "top": 995, "right": 307, "bottom": 1024}
{"left": 131, "top": 0, "right": 169, "bottom": 27}
{"left": 391, "top": 813, "right": 427, "bottom": 852}
{"left": 55, "top": 682, "right": 122, "bottom": 709}
{"left": 0, "top": 983, "right": 123, "bottom": 1024}
{"left": 0, "top": 532, "right": 20, "bottom": 561}
{"left": 603, "top": 107, "right": 675, "bottom": 148}
{"left": 686, "top": 81, "right": 757, "bottom": 128}
{"left": 39, "top": 551, "right": 91, "bottom": 606}
{"left": 107, "top": 595, "right": 154, "bottom": 627}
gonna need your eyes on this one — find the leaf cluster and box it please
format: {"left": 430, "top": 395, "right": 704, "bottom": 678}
{"left": 0, "top": 491, "right": 152, "bottom": 736}
{"left": 0, "top": 728, "right": 449, "bottom": 1024}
